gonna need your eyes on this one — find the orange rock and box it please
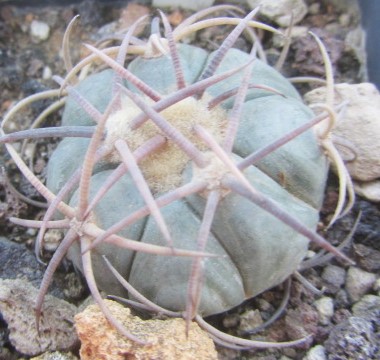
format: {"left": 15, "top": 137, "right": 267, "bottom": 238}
{"left": 75, "top": 300, "right": 218, "bottom": 360}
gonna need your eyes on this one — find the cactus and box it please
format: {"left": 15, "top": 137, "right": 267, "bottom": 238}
{"left": 1, "top": 6, "right": 353, "bottom": 348}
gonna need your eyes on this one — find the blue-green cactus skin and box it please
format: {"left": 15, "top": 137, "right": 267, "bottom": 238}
{"left": 47, "top": 44, "right": 328, "bottom": 316}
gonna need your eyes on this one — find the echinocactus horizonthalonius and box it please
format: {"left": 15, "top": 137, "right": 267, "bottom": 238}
{"left": 1, "top": 6, "right": 354, "bottom": 348}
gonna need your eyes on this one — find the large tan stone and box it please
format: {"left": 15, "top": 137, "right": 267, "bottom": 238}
{"left": 354, "top": 180, "right": 380, "bottom": 202}
{"left": 305, "top": 83, "right": 380, "bottom": 186}
{"left": 75, "top": 300, "right": 218, "bottom": 360}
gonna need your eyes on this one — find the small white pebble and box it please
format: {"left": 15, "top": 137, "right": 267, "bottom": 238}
{"left": 43, "top": 229, "right": 63, "bottom": 252}
{"left": 42, "top": 66, "right": 52, "bottom": 80}
{"left": 303, "top": 345, "right": 327, "bottom": 360}
{"left": 238, "top": 309, "right": 263, "bottom": 332}
{"left": 290, "top": 25, "right": 309, "bottom": 38}
{"left": 26, "top": 228, "right": 37, "bottom": 236}
{"left": 339, "top": 13, "right": 351, "bottom": 27}
{"left": 30, "top": 20, "right": 50, "bottom": 42}
{"left": 305, "top": 249, "right": 317, "bottom": 259}
{"left": 314, "top": 296, "right": 334, "bottom": 325}
{"left": 308, "top": 3, "right": 320, "bottom": 15}
{"left": 23, "top": 143, "right": 35, "bottom": 159}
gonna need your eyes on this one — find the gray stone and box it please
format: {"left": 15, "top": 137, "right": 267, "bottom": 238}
{"left": 247, "top": 0, "right": 308, "bottom": 27}
{"left": 325, "top": 317, "right": 378, "bottom": 360}
{"left": 238, "top": 309, "right": 263, "bottom": 332}
{"left": 321, "top": 265, "right": 346, "bottom": 291}
{"left": 352, "top": 294, "right": 380, "bottom": 327}
{"left": 0, "top": 278, "right": 78, "bottom": 356}
{"left": 0, "top": 236, "right": 80, "bottom": 301}
{"left": 31, "top": 351, "right": 79, "bottom": 360}
{"left": 303, "top": 345, "right": 326, "bottom": 360}
{"left": 30, "top": 20, "right": 50, "bottom": 42}
{"left": 0, "top": 236, "right": 50, "bottom": 285}
{"left": 353, "top": 243, "right": 380, "bottom": 272}
{"left": 314, "top": 297, "right": 334, "bottom": 325}
{"left": 355, "top": 180, "right": 380, "bottom": 202}
{"left": 325, "top": 317, "right": 376, "bottom": 360}
{"left": 308, "top": 3, "right": 320, "bottom": 15}
{"left": 304, "top": 83, "right": 380, "bottom": 188}
{"left": 345, "top": 266, "right": 376, "bottom": 302}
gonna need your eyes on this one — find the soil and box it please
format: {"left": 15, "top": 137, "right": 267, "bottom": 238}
{"left": 0, "top": 1, "right": 379, "bottom": 359}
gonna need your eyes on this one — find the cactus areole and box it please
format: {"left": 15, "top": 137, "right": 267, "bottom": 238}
{"left": 47, "top": 42, "right": 328, "bottom": 316}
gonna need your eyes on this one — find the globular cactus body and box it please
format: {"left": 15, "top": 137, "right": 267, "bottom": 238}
{"left": 2, "top": 8, "right": 353, "bottom": 347}
{"left": 47, "top": 43, "right": 327, "bottom": 316}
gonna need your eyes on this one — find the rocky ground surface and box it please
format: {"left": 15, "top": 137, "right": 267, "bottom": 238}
{"left": 0, "top": 0, "right": 379, "bottom": 359}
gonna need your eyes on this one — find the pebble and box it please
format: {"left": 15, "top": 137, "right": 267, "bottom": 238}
{"left": 339, "top": 13, "right": 351, "bottom": 27}
{"left": 334, "top": 289, "right": 350, "bottom": 308}
{"left": 353, "top": 243, "right": 380, "bottom": 272}
{"left": 0, "top": 236, "right": 46, "bottom": 284}
{"left": 303, "top": 345, "right": 326, "bottom": 360}
{"left": 42, "top": 66, "right": 53, "bottom": 80}
{"left": 26, "top": 227, "right": 37, "bottom": 236}
{"left": 222, "top": 313, "right": 239, "bottom": 328}
{"left": 247, "top": 0, "right": 308, "bottom": 27}
{"left": 308, "top": 3, "right": 320, "bottom": 15}
{"left": 285, "top": 304, "right": 317, "bottom": 348}
{"left": 314, "top": 297, "right": 334, "bottom": 325}
{"left": 30, "top": 351, "right": 79, "bottom": 360}
{"left": 282, "top": 348, "right": 297, "bottom": 358}
{"left": 321, "top": 264, "right": 346, "bottom": 291}
{"left": 0, "top": 278, "right": 77, "bottom": 356}
{"left": 0, "top": 236, "right": 83, "bottom": 302}
{"left": 325, "top": 317, "right": 376, "bottom": 359}
{"left": 355, "top": 181, "right": 380, "bottom": 203}
{"left": 352, "top": 294, "right": 380, "bottom": 327}
{"left": 75, "top": 300, "right": 218, "bottom": 360}
{"left": 257, "top": 298, "right": 272, "bottom": 311}
{"left": 43, "top": 229, "right": 63, "bottom": 252}
{"left": 30, "top": 20, "right": 50, "bottom": 42}
{"left": 345, "top": 266, "right": 377, "bottom": 302}
{"left": 152, "top": 0, "right": 215, "bottom": 11}
{"left": 238, "top": 309, "right": 263, "bottom": 332}
{"left": 304, "top": 83, "right": 380, "bottom": 202}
